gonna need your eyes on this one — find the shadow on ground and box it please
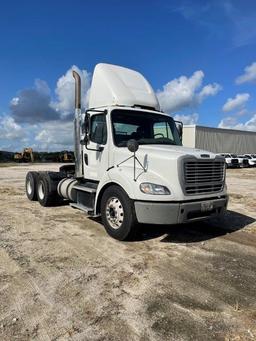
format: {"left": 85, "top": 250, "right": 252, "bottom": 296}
{"left": 137, "top": 210, "right": 255, "bottom": 243}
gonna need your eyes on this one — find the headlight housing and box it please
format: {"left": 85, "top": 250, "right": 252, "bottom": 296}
{"left": 140, "top": 183, "right": 170, "bottom": 195}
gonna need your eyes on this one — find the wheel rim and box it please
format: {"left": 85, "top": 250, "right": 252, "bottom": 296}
{"left": 38, "top": 181, "right": 45, "bottom": 200}
{"left": 26, "top": 179, "right": 32, "bottom": 195}
{"left": 105, "top": 197, "right": 124, "bottom": 229}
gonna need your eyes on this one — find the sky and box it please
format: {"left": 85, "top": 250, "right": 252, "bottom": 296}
{"left": 0, "top": 0, "right": 256, "bottom": 151}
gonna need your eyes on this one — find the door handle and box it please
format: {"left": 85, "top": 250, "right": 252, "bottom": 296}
{"left": 84, "top": 153, "right": 88, "bottom": 165}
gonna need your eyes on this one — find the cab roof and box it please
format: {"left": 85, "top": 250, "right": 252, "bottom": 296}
{"left": 88, "top": 63, "right": 160, "bottom": 111}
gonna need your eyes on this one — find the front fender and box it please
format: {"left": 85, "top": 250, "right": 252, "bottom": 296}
{"left": 97, "top": 167, "right": 136, "bottom": 199}
{"left": 94, "top": 167, "right": 137, "bottom": 214}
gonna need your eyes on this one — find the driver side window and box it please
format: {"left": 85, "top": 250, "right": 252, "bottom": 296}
{"left": 90, "top": 114, "right": 107, "bottom": 145}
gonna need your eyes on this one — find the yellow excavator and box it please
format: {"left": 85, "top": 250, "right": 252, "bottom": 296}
{"left": 14, "top": 148, "right": 34, "bottom": 162}
{"left": 58, "top": 151, "right": 74, "bottom": 162}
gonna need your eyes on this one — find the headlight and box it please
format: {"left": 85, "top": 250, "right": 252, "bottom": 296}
{"left": 140, "top": 183, "right": 170, "bottom": 195}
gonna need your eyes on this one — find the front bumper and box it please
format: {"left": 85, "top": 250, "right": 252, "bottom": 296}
{"left": 134, "top": 195, "right": 228, "bottom": 225}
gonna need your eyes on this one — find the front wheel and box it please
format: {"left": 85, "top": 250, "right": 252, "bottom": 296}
{"left": 101, "top": 185, "right": 137, "bottom": 241}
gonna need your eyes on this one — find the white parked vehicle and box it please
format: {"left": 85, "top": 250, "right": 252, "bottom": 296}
{"left": 243, "top": 154, "right": 256, "bottom": 167}
{"left": 231, "top": 154, "right": 249, "bottom": 168}
{"left": 220, "top": 154, "right": 240, "bottom": 168}
{"left": 25, "top": 63, "right": 228, "bottom": 240}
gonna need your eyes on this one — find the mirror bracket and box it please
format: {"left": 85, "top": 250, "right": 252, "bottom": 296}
{"left": 116, "top": 139, "right": 146, "bottom": 181}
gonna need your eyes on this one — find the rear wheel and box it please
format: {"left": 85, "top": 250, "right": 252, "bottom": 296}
{"left": 101, "top": 185, "right": 137, "bottom": 241}
{"left": 37, "top": 172, "right": 63, "bottom": 206}
{"left": 25, "top": 171, "right": 39, "bottom": 201}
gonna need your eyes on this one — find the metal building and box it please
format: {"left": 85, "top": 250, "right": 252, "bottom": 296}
{"left": 182, "top": 125, "right": 256, "bottom": 154}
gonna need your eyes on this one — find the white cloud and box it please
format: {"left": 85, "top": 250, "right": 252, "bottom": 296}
{"left": 198, "top": 83, "right": 221, "bottom": 101}
{"left": 218, "top": 113, "right": 256, "bottom": 132}
{"left": 3, "top": 65, "right": 91, "bottom": 151}
{"left": 218, "top": 116, "right": 237, "bottom": 129}
{"left": 236, "top": 109, "right": 248, "bottom": 117}
{"left": 35, "top": 79, "right": 51, "bottom": 96}
{"left": 10, "top": 97, "right": 19, "bottom": 106}
{"left": 222, "top": 93, "right": 250, "bottom": 112}
{"left": 54, "top": 65, "right": 91, "bottom": 119}
{"left": 173, "top": 113, "right": 199, "bottom": 125}
{"left": 156, "top": 71, "right": 221, "bottom": 113}
{"left": 235, "top": 62, "right": 256, "bottom": 84}
{"left": 34, "top": 120, "right": 74, "bottom": 151}
{"left": 9, "top": 65, "right": 91, "bottom": 124}
{"left": 0, "top": 116, "right": 26, "bottom": 140}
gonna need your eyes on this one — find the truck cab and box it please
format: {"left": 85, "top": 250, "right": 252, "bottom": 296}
{"left": 25, "top": 63, "right": 228, "bottom": 240}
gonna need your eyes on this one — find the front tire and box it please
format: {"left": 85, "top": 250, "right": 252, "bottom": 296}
{"left": 101, "top": 185, "right": 137, "bottom": 241}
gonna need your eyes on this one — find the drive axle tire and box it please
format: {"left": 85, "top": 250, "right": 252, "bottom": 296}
{"left": 25, "top": 171, "right": 39, "bottom": 201}
{"left": 101, "top": 185, "right": 137, "bottom": 241}
{"left": 37, "top": 172, "right": 63, "bottom": 207}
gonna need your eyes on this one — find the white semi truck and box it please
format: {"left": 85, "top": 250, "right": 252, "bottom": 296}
{"left": 25, "top": 64, "right": 228, "bottom": 240}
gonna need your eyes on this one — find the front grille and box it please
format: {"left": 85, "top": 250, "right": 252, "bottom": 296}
{"left": 184, "top": 160, "right": 225, "bottom": 195}
{"left": 231, "top": 159, "right": 238, "bottom": 165}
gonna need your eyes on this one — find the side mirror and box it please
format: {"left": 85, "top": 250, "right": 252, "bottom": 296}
{"left": 127, "top": 139, "right": 139, "bottom": 153}
{"left": 84, "top": 113, "right": 90, "bottom": 134}
{"left": 175, "top": 120, "right": 183, "bottom": 142}
{"left": 82, "top": 113, "right": 90, "bottom": 144}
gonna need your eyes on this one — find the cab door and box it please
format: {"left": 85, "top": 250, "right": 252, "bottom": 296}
{"left": 82, "top": 112, "right": 109, "bottom": 181}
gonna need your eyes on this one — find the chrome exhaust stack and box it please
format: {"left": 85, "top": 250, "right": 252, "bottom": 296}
{"left": 72, "top": 70, "right": 83, "bottom": 178}
{"left": 73, "top": 70, "right": 81, "bottom": 109}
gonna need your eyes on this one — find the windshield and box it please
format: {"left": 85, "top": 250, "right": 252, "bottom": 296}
{"left": 111, "top": 109, "right": 182, "bottom": 147}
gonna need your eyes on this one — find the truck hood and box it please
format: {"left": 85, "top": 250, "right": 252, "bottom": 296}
{"left": 112, "top": 143, "right": 225, "bottom": 201}
{"left": 136, "top": 144, "right": 217, "bottom": 159}
{"left": 109, "top": 144, "right": 224, "bottom": 201}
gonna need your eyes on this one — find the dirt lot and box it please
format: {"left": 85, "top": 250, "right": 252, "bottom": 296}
{"left": 0, "top": 164, "right": 256, "bottom": 341}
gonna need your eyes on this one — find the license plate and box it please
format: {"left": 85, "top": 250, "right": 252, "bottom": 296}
{"left": 201, "top": 201, "right": 214, "bottom": 212}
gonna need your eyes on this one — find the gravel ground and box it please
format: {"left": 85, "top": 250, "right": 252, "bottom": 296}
{"left": 0, "top": 163, "right": 256, "bottom": 341}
